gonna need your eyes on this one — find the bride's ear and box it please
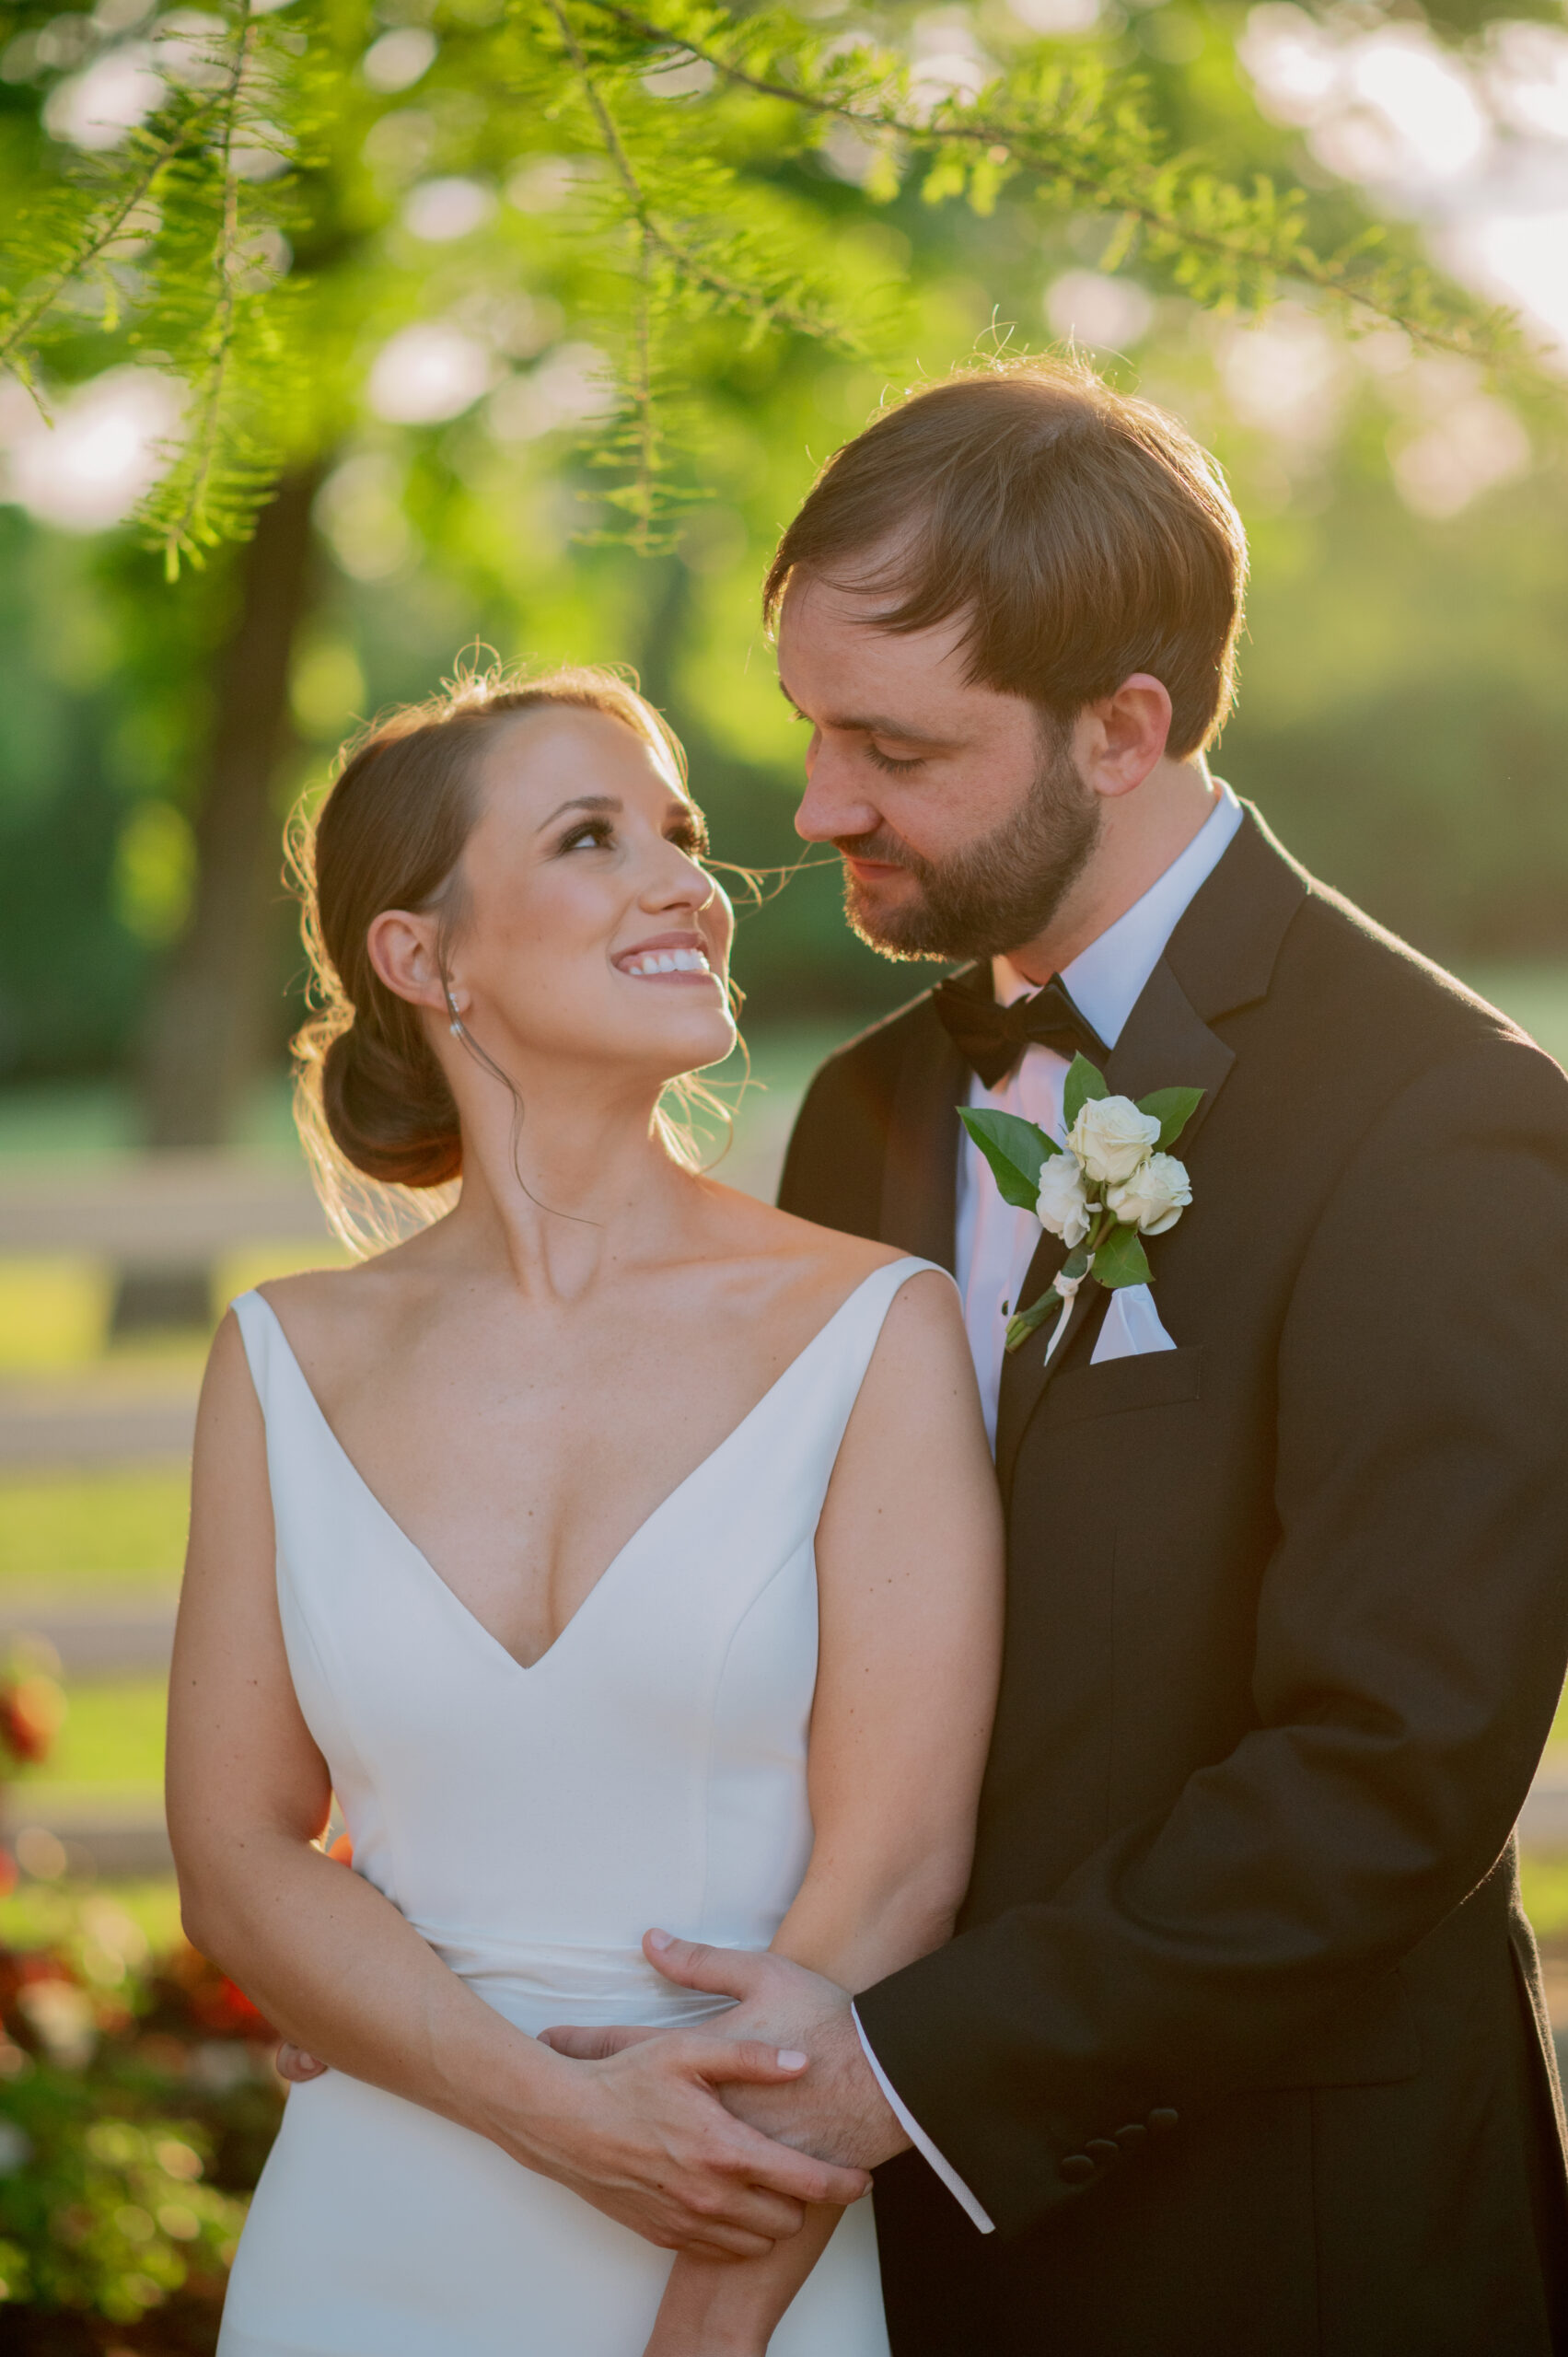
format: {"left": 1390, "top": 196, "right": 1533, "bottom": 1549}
{"left": 366, "top": 909, "right": 447, "bottom": 1014}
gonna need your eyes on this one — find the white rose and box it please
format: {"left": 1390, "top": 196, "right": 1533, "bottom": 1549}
{"left": 1107, "top": 1151, "right": 1192, "bottom": 1236}
{"left": 1036, "top": 1154, "right": 1093, "bottom": 1247}
{"left": 1067, "top": 1094, "right": 1162, "bottom": 1186}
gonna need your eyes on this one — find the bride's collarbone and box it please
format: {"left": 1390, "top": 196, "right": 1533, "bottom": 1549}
{"left": 303, "top": 1335, "right": 782, "bottom": 1668}
{"left": 265, "top": 1244, "right": 892, "bottom": 1659}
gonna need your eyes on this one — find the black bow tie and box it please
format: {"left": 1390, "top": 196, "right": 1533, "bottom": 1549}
{"left": 933, "top": 969, "right": 1109, "bottom": 1091}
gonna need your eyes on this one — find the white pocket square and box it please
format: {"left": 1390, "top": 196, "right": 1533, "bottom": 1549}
{"left": 1091, "top": 1283, "right": 1178, "bottom": 1365}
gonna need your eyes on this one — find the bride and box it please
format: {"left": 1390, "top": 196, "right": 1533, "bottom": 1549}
{"left": 166, "top": 664, "right": 1002, "bottom": 2357}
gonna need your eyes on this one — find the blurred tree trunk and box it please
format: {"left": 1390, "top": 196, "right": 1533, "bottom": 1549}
{"left": 115, "top": 465, "right": 322, "bottom": 1331}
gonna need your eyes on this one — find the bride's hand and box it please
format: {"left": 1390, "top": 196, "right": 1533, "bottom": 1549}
{"left": 494, "top": 2031, "right": 871, "bottom": 2263}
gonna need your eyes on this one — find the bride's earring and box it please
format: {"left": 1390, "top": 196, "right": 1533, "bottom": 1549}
{"left": 445, "top": 985, "right": 465, "bottom": 1039}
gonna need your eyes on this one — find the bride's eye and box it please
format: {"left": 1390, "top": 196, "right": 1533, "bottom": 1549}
{"left": 668, "top": 818, "right": 708, "bottom": 858}
{"left": 559, "top": 819, "right": 614, "bottom": 853}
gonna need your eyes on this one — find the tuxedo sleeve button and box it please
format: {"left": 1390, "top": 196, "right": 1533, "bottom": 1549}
{"left": 1147, "top": 2107, "right": 1179, "bottom": 2132}
{"left": 1086, "top": 2139, "right": 1120, "bottom": 2168}
{"left": 1115, "top": 2122, "right": 1148, "bottom": 2149}
{"left": 1060, "top": 2154, "right": 1097, "bottom": 2184}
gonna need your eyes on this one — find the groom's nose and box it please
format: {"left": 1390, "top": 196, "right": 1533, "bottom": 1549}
{"left": 794, "top": 738, "right": 882, "bottom": 844}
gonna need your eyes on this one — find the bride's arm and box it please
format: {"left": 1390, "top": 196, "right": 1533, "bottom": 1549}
{"left": 167, "top": 1312, "right": 867, "bottom": 2265}
{"left": 645, "top": 1267, "right": 1004, "bottom": 2355}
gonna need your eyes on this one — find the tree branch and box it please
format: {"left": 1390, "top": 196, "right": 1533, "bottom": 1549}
{"left": 157, "top": 2, "right": 261, "bottom": 574}
{"left": 580, "top": 0, "right": 1506, "bottom": 356}
{"left": 544, "top": 0, "right": 846, "bottom": 343}
{"left": 0, "top": 115, "right": 208, "bottom": 397}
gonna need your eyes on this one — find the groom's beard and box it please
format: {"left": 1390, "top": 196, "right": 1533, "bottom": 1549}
{"left": 835, "top": 727, "right": 1103, "bottom": 963}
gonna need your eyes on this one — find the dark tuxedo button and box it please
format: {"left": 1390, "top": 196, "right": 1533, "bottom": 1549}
{"left": 1086, "top": 2139, "right": 1120, "bottom": 2168}
{"left": 1115, "top": 2122, "right": 1148, "bottom": 2149}
{"left": 1060, "top": 2154, "right": 1097, "bottom": 2184}
{"left": 1147, "top": 2107, "right": 1179, "bottom": 2132}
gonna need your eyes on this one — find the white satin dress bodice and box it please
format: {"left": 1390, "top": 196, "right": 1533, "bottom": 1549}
{"left": 216, "top": 1260, "right": 932, "bottom": 2357}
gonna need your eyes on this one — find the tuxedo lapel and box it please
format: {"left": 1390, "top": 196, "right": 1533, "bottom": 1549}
{"left": 993, "top": 807, "right": 1308, "bottom": 1495}
{"left": 993, "top": 1232, "right": 1075, "bottom": 1491}
{"left": 1106, "top": 958, "right": 1236, "bottom": 1153}
{"left": 878, "top": 1001, "right": 968, "bottom": 1271}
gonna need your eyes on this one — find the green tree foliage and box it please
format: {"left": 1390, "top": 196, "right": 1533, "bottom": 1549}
{"left": 0, "top": 0, "right": 1518, "bottom": 566}
{"left": 0, "top": 0, "right": 1562, "bottom": 1124}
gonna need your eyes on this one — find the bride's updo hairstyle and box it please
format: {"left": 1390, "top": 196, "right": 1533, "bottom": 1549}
{"left": 288, "top": 662, "right": 691, "bottom": 1252}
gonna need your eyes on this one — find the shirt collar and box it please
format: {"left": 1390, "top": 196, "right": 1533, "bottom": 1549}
{"left": 993, "top": 781, "right": 1243, "bottom": 1048}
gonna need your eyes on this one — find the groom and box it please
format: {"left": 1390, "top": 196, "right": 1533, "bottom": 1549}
{"left": 559, "top": 359, "right": 1568, "bottom": 2351}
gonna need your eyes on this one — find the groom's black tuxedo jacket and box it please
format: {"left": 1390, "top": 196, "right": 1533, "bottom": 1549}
{"left": 781, "top": 807, "right": 1568, "bottom": 2355}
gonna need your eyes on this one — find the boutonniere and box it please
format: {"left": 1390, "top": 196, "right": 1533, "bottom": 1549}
{"left": 959, "top": 1055, "right": 1204, "bottom": 1359}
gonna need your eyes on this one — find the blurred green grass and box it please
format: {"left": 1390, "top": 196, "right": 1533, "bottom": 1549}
{"left": 0, "top": 1875, "right": 184, "bottom": 1953}
{"left": 1521, "top": 1860, "right": 1568, "bottom": 1941}
{"left": 9, "top": 1677, "right": 168, "bottom": 1793}
{"left": 0, "top": 1469, "right": 188, "bottom": 1587}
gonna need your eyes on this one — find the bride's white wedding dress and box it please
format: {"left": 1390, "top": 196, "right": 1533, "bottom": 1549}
{"left": 216, "top": 1260, "right": 930, "bottom": 2357}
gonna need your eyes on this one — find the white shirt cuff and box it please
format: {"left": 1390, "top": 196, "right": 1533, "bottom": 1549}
{"left": 851, "top": 2003, "right": 995, "bottom": 2234}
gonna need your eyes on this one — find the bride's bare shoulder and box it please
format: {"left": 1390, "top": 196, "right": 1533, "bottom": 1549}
{"left": 245, "top": 1237, "right": 428, "bottom": 1360}
{"left": 698, "top": 1190, "right": 956, "bottom": 1352}
{"left": 703, "top": 1184, "right": 909, "bottom": 1282}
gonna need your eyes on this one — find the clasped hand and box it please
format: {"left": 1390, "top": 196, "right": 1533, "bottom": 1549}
{"left": 539, "top": 1929, "right": 909, "bottom": 2181}
{"left": 273, "top": 1930, "right": 896, "bottom": 2260}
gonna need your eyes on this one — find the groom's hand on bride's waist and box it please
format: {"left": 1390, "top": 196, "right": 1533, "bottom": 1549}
{"left": 539, "top": 1930, "right": 911, "bottom": 2177}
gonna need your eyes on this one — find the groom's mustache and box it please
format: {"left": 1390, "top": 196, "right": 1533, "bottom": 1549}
{"left": 831, "top": 827, "right": 923, "bottom": 876}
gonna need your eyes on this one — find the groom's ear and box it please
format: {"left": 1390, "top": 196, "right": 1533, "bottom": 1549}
{"left": 1077, "top": 675, "right": 1174, "bottom": 800}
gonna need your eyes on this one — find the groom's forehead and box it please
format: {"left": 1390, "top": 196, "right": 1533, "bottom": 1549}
{"left": 775, "top": 635, "right": 1024, "bottom": 759}
{"left": 776, "top": 579, "right": 974, "bottom": 695}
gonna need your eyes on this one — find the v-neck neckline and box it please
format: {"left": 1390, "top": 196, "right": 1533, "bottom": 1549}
{"left": 247, "top": 1262, "right": 912, "bottom": 1676}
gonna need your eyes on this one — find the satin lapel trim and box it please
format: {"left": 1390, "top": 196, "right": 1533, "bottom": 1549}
{"left": 993, "top": 958, "right": 1235, "bottom": 1496}
{"left": 878, "top": 1004, "right": 967, "bottom": 1271}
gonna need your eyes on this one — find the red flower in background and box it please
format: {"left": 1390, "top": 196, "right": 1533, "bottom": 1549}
{"left": 0, "top": 1672, "right": 65, "bottom": 1767}
{"left": 157, "top": 1939, "right": 275, "bottom": 2040}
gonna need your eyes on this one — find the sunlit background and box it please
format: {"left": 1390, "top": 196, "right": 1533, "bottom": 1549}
{"left": 2, "top": 0, "right": 1568, "bottom": 2330}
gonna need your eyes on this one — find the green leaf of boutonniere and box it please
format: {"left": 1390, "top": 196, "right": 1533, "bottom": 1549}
{"left": 1093, "top": 1225, "right": 1153, "bottom": 1290}
{"left": 1135, "top": 1086, "right": 1205, "bottom": 1152}
{"left": 1063, "top": 1054, "right": 1109, "bottom": 1132}
{"left": 958, "top": 1108, "right": 1058, "bottom": 1210}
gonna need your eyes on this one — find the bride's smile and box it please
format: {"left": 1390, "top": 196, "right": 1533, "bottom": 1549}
{"left": 402, "top": 702, "right": 738, "bottom": 1092}
{"left": 613, "top": 935, "right": 715, "bottom": 982}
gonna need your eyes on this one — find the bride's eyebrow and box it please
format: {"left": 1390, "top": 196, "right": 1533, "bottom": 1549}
{"left": 537, "top": 794, "right": 621, "bottom": 832}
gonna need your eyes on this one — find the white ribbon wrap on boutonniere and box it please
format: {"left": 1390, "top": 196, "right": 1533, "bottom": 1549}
{"left": 1041, "top": 1260, "right": 1086, "bottom": 1367}
{"left": 959, "top": 1055, "right": 1205, "bottom": 1364}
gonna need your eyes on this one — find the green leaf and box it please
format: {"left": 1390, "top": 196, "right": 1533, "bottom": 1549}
{"left": 1005, "top": 1287, "right": 1060, "bottom": 1353}
{"left": 1135, "top": 1086, "right": 1205, "bottom": 1152}
{"left": 958, "top": 1107, "right": 1055, "bottom": 1210}
{"left": 1093, "top": 1226, "right": 1153, "bottom": 1290}
{"left": 1062, "top": 1054, "right": 1109, "bottom": 1132}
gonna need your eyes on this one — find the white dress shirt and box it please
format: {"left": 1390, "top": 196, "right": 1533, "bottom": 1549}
{"left": 852, "top": 781, "right": 1243, "bottom": 2231}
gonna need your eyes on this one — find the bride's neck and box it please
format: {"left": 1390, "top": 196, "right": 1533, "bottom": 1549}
{"left": 436, "top": 1056, "right": 699, "bottom": 1299}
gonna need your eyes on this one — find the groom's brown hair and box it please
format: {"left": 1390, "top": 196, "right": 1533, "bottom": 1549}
{"left": 764, "top": 357, "right": 1247, "bottom": 758}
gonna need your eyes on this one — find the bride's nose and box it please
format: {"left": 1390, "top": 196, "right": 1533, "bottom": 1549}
{"left": 640, "top": 839, "right": 715, "bottom": 915}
